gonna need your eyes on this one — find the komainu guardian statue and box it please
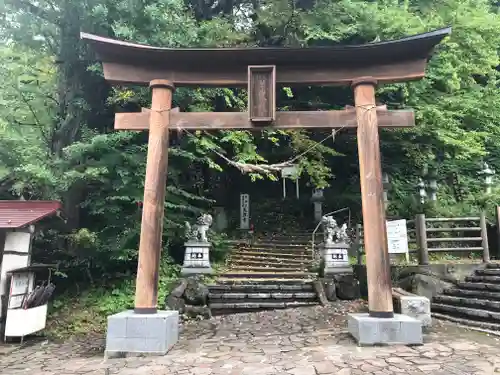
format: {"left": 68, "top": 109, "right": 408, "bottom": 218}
{"left": 185, "top": 214, "right": 213, "bottom": 242}
{"left": 321, "top": 216, "right": 339, "bottom": 245}
{"left": 337, "top": 223, "right": 349, "bottom": 244}
{"left": 320, "top": 216, "right": 350, "bottom": 245}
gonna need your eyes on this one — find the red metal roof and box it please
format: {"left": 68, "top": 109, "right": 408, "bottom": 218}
{"left": 0, "top": 201, "right": 62, "bottom": 229}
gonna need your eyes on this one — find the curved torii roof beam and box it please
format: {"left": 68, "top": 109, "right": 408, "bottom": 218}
{"left": 81, "top": 27, "right": 451, "bottom": 87}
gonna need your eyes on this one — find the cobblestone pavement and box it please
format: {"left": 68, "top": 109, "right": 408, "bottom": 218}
{"left": 1, "top": 302, "right": 500, "bottom": 375}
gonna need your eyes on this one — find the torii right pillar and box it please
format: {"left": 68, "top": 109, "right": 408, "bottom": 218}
{"left": 348, "top": 77, "right": 423, "bottom": 346}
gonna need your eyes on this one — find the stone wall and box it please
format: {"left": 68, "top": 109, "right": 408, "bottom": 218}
{"left": 353, "top": 263, "right": 484, "bottom": 298}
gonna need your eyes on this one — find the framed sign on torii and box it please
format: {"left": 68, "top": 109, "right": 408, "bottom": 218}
{"left": 82, "top": 27, "right": 450, "bottom": 320}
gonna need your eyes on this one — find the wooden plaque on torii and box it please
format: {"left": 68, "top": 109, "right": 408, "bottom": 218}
{"left": 82, "top": 27, "right": 451, "bottom": 317}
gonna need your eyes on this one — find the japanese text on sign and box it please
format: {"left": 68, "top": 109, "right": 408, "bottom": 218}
{"left": 386, "top": 219, "right": 409, "bottom": 255}
{"left": 240, "top": 194, "right": 250, "bottom": 230}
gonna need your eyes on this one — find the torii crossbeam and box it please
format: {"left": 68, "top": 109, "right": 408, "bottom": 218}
{"left": 82, "top": 28, "right": 450, "bottom": 322}
{"left": 115, "top": 106, "right": 414, "bottom": 130}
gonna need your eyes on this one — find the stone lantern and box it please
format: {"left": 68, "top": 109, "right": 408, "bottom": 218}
{"left": 311, "top": 188, "right": 324, "bottom": 223}
{"left": 417, "top": 178, "right": 426, "bottom": 204}
{"left": 427, "top": 166, "right": 438, "bottom": 202}
{"left": 480, "top": 162, "right": 495, "bottom": 194}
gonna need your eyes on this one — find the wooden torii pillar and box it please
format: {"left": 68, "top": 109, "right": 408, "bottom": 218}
{"left": 134, "top": 79, "right": 174, "bottom": 313}
{"left": 353, "top": 78, "right": 393, "bottom": 317}
{"left": 82, "top": 28, "right": 451, "bottom": 317}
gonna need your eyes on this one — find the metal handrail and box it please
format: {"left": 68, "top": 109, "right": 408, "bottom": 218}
{"left": 311, "top": 207, "right": 351, "bottom": 261}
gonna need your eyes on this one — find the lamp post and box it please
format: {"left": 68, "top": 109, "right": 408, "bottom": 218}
{"left": 311, "top": 188, "right": 324, "bottom": 223}
{"left": 480, "top": 162, "right": 495, "bottom": 194}
{"left": 478, "top": 162, "right": 494, "bottom": 263}
{"left": 382, "top": 172, "right": 390, "bottom": 211}
{"left": 427, "top": 166, "right": 438, "bottom": 202}
{"left": 417, "top": 178, "right": 426, "bottom": 205}
{"left": 416, "top": 164, "right": 439, "bottom": 204}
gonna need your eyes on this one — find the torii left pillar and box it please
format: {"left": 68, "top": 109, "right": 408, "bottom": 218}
{"left": 135, "top": 79, "right": 173, "bottom": 313}
{"left": 104, "top": 79, "right": 180, "bottom": 358}
{"left": 347, "top": 77, "right": 423, "bottom": 346}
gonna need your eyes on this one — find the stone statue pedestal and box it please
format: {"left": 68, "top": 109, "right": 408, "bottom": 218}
{"left": 181, "top": 241, "right": 213, "bottom": 276}
{"left": 322, "top": 242, "right": 353, "bottom": 276}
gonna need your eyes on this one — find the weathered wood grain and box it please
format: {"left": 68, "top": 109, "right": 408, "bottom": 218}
{"left": 115, "top": 108, "right": 414, "bottom": 131}
{"left": 354, "top": 78, "right": 394, "bottom": 317}
{"left": 134, "top": 79, "right": 173, "bottom": 313}
{"left": 248, "top": 65, "right": 276, "bottom": 122}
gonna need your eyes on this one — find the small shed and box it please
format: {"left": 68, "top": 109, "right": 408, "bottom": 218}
{"left": 0, "top": 201, "right": 62, "bottom": 323}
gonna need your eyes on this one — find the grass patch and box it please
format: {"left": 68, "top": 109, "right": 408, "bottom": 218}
{"left": 46, "top": 259, "right": 226, "bottom": 339}
{"left": 46, "top": 260, "right": 180, "bottom": 339}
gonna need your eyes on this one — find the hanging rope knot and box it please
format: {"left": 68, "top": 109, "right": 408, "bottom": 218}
{"left": 355, "top": 104, "right": 377, "bottom": 111}
{"left": 151, "top": 108, "right": 173, "bottom": 114}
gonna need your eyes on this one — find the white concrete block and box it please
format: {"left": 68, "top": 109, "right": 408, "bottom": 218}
{"left": 105, "top": 310, "right": 179, "bottom": 358}
{"left": 348, "top": 313, "right": 423, "bottom": 346}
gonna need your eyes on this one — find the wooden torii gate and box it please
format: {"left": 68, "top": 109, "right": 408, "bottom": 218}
{"left": 82, "top": 28, "right": 450, "bottom": 318}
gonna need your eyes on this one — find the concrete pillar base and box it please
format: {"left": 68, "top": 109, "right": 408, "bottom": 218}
{"left": 105, "top": 310, "right": 179, "bottom": 358}
{"left": 347, "top": 313, "right": 422, "bottom": 346}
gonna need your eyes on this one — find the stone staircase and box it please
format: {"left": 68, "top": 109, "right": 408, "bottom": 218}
{"left": 208, "top": 232, "right": 320, "bottom": 312}
{"left": 432, "top": 263, "right": 500, "bottom": 330}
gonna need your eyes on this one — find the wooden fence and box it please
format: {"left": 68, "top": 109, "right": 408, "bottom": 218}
{"left": 355, "top": 212, "right": 490, "bottom": 265}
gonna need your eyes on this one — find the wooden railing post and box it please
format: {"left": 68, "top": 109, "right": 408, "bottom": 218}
{"left": 415, "top": 213, "right": 428, "bottom": 265}
{"left": 480, "top": 211, "right": 490, "bottom": 263}
{"left": 497, "top": 206, "right": 500, "bottom": 260}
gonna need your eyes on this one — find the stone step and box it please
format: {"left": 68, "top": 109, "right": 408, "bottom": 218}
{"left": 232, "top": 250, "right": 311, "bottom": 257}
{"left": 456, "top": 282, "right": 500, "bottom": 292}
{"left": 229, "top": 257, "right": 312, "bottom": 268}
{"left": 465, "top": 275, "right": 500, "bottom": 284}
{"left": 254, "top": 237, "right": 312, "bottom": 244}
{"left": 486, "top": 263, "right": 500, "bottom": 269}
{"left": 209, "top": 301, "right": 318, "bottom": 310}
{"left": 208, "top": 283, "right": 314, "bottom": 292}
{"left": 432, "top": 303, "right": 500, "bottom": 323}
{"left": 236, "top": 249, "right": 312, "bottom": 257}
{"left": 245, "top": 242, "right": 311, "bottom": 249}
{"left": 220, "top": 271, "right": 314, "bottom": 279}
{"left": 231, "top": 251, "right": 312, "bottom": 263}
{"left": 232, "top": 254, "right": 311, "bottom": 262}
{"left": 237, "top": 248, "right": 311, "bottom": 256}
{"left": 230, "top": 259, "right": 310, "bottom": 268}
{"left": 217, "top": 277, "right": 315, "bottom": 283}
{"left": 254, "top": 238, "right": 311, "bottom": 243}
{"left": 432, "top": 312, "right": 500, "bottom": 331}
{"left": 253, "top": 239, "right": 311, "bottom": 244}
{"left": 256, "top": 229, "right": 314, "bottom": 237}
{"left": 209, "top": 292, "right": 317, "bottom": 301}
{"left": 434, "top": 295, "right": 500, "bottom": 312}
{"left": 230, "top": 266, "right": 307, "bottom": 273}
{"left": 443, "top": 287, "right": 500, "bottom": 301}
{"left": 476, "top": 268, "right": 500, "bottom": 276}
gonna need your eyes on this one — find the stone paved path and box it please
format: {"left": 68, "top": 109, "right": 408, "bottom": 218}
{"left": 1, "top": 302, "right": 500, "bottom": 375}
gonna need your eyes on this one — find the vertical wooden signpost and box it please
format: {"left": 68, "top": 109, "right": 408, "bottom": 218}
{"left": 82, "top": 27, "right": 451, "bottom": 349}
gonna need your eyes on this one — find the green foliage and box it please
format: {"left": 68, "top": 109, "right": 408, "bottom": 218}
{"left": 47, "top": 258, "right": 180, "bottom": 338}
{"left": 0, "top": 0, "right": 500, "bottom": 296}
{"left": 209, "top": 231, "right": 231, "bottom": 263}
